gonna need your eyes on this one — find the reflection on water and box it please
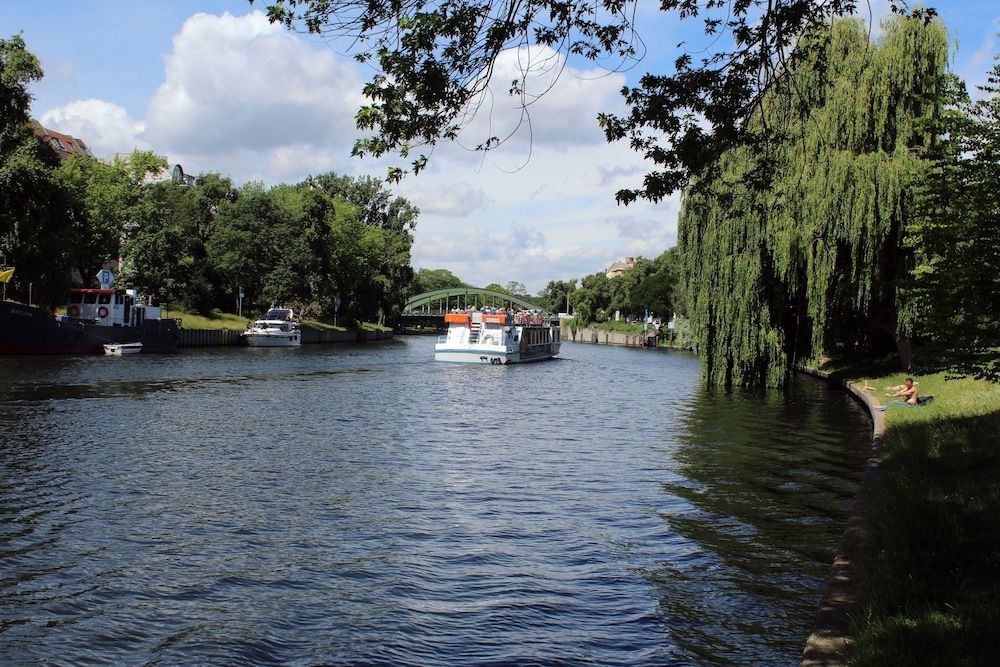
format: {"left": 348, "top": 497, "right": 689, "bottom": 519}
{"left": 0, "top": 339, "right": 868, "bottom": 664}
{"left": 649, "top": 381, "right": 869, "bottom": 662}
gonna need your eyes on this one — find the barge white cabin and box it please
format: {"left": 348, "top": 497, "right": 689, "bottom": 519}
{"left": 434, "top": 309, "right": 560, "bottom": 364}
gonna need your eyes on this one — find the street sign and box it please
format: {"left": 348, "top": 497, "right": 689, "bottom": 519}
{"left": 97, "top": 269, "right": 114, "bottom": 289}
{"left": 239, "top": 287, "right": 245, "bottom": 298}
{"left": 334, "top": 296, "right": 341, "bottom": 312}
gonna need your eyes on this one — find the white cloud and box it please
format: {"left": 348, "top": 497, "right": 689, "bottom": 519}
{"left": 40, "top": 99, "right": 148, "bottom": 158}
{"left": 405, "top": 136, "right": 679, "bottom": 292}
{"left": 144, "top": 11, "right": 363, "bottom": 180}
{"left": 598, "top": 164, "right": 644, "bottom": 187}
{"left": 408, "top": 182, "right": 493, "bottom": 217}
{"left": 454, "top": 45, "right": 627, "bottom": 156}
{"left": 412, "top": 222, "right": 612, "bottom": 292}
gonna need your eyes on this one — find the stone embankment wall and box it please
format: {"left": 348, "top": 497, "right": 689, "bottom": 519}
{"left": 561, "top": 326, "right": 657, "bottom": 348}
{"left": 797, "top": 365, "right": 885, "bottom": 667}
{"left": 178, "top": 326, "right": 393, "bottom": 347}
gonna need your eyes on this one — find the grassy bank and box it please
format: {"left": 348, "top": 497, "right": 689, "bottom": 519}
{"left": 163, "top": 307, "right": 389, "bottom": 333}
{"left": 165, "top": 308, "right": 247, "bottom": 330}
{"left": 825, "top": 367, "right": 1000, "bottom": 664}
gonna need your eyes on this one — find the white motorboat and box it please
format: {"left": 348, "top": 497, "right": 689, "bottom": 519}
{"left": 103, "top": 342, "right": 143, "bottom": 355}
{"left": 434, "top": 309, "right": 560, "bottom": 364}
{"left": 243, "top": 306, "right": 301, "bottom": 347}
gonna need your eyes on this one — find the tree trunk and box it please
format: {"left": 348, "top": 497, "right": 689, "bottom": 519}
{"left": 896, "top": 334, "right": 914, "bottom": 371}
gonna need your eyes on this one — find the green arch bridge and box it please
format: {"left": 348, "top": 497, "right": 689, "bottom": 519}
{"left": 398, "top": 288, "right": 553, "bottom": 331}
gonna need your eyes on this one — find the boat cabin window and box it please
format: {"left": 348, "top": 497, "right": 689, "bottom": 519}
{"left": 115, "top": 294, "right": 125, "bottom": 305}
{"left": 84, "top": 293, "right": 98, "bottom": 305}
{"left": 98, "top": 293, "right": 112, "bottom": 304}
{"left": 69, "top": 293, "right": 83, "bottom": 304}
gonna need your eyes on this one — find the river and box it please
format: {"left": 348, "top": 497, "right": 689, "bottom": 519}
{"left": 0, "top": 337, "right": 869, "bottom": 665}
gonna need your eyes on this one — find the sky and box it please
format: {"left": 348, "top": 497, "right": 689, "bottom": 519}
{"left": 3, "top": 1, "right": 999, "bottom": 294}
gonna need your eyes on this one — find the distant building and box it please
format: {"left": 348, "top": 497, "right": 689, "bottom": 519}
{"left": 605, "top": 256, "right": 637, "bottom": 279}
{"left": 106, "top": 153, "right": 198, "bottom": 187}
{"left": 32, "top": 124, "right": 93, "bottom": 160}
{"left": 141, "top": 162, "right": 197, "bottom": 187}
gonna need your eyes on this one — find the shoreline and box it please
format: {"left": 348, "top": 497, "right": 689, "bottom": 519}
{"left": 795, "top": 364, "right": 885, "bottom": 666}
{"left": 178, "top": 325, "right": 393, "bottom": 347}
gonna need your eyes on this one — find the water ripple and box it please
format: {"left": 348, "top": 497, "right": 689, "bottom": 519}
{"left": 0, "top": 340, "right": 869, "bottom": 664}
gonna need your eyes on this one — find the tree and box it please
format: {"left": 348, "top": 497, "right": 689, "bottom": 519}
{"left": 679, "top": 16, "right": 948, "bottom": 386}
{"left": 503, "top": 281, "right": 528, "bottom": 298}
{"left": 536, "top": 279, "right": 576, "bottom": 314}
{"left": 54, "top": 152, "right": 164, "bottom": 283}
{"left": 205, "top": 183, "right": 281, "bottom": 310}
{"left": 902, "top": 60, "right": 1000, "bottom": 381}
{"left": 629, "top": 248, "right": 679, "bottom": 320}
{"left": 410, "top": 267, "right": 468, "bottom": 295}
{"left": 309, "top": 172, "right": 416, "bottom": 321}
{"left": 483, "top": 282, "right": 512, "bottom": 295}
{"left": 0, "top": 34, "right": 76, "bottom": 306}
{"left": 571, "top": 272, "right": 614, "bottom": 323}
{"left": 257, "top": 0, "right": 918, "bottom": 200}
{"left": 119, "top": 180, "right": 205, "bottom": 307}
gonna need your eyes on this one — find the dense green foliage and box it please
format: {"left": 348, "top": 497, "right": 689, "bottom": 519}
{"left": 114, "top": 169, "right": 415, "bottom": 322}
{"left": 902, "top": 60, "right": 1000, "bottom": 382}
{"left": 257, "top": 0, "right": 916, "bottom": 200}
{"left": 0, "top": 35, "right": 76, "bottom": 304}
{"left": 1, "top": 34, "right": 417, "bottom": 322}
{"left": 534, "top": 279, "right": 576, "bottom": 315}
{"left": 567, "top": 248, "right": 679, "bottom": 325}
{"left": 679, "top": 17, "right": 949, "bottom": 386}
{"left": 408, "top": 268, "right": 467, "bottom": 295}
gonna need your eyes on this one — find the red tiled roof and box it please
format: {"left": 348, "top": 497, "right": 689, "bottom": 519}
{"left": 31, "top": 124, "right": 93, "bottom": 159}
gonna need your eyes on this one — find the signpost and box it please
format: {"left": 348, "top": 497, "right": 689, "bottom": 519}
{"left": 97, "top": 269, "right": 114, "bottom": 290}
{"left": 238, "top": 287, "right": 245, "bottom": 318}
{"left": 334, "top": 295, "right": 341, "bottom": 327}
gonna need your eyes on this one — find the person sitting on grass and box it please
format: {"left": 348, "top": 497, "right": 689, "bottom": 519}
{"left": 877, "top": 377, "right": 933, "bottom": 411}
{"left": 887, "top": 377, "right": 920, "bottom": 405}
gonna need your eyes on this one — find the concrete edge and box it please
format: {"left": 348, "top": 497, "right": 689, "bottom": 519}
{"left": 796, "top": 365, "right": 886, "bottom": 667}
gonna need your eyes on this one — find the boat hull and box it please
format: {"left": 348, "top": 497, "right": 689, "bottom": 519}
{"left": 434, "top": 342, "right": 560, "bottom": 364}
{"left": 104, "top": 343, "right": 143, "bottom": 355}
{"left": 243, "top": 332, "right": 301, "bottom": 347}
{"left": 0, "top": 300, "right": 179, "bottom": 354}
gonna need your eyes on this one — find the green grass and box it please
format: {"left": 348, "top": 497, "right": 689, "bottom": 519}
{"left": 831, "top": 368, "right": 1000, "bottom": 666}
{"left": 165, "top": 308, "right": 381, "bottom": 333}
{"left": 300, "top": 318, "right": 348, "bottom": 332}
{"left": 596, "top": 320, "right": 648, "bottom": 334}
{"left": 165, "top": 308, "right": 248, "bottom": 330}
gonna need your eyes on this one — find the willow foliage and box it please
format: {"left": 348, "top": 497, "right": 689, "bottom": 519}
{"left": 679, "top": 16, "right": 948, "bottom": 386}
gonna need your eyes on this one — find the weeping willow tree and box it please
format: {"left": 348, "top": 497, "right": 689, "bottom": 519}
{"left": 679, "top": 15, "right": 949, "bottom": 387}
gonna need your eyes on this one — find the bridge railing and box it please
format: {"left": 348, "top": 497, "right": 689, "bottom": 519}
{"left": 402, "top": 287, "right": 553, "bottom": 318}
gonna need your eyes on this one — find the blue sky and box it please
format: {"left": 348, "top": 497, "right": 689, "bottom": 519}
{"left": 3, "top": 1, "right": 998, "bottom": 293}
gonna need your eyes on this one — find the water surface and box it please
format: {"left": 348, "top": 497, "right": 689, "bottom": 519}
{"left": 0, "top": 337, "right": 869, "bottom": 664}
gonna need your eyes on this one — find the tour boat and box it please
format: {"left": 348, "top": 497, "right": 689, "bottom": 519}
{"left": 0, "top": 288, "right": 179, "bottom": 355}
{"left": 434, "top": 309, "right": 561, "bottom": 364}
{"left": 103, "top": 342, "right": 143, "bottom": 355}
{"left": 242, "top": 306, "right": 301, "bottom": 347}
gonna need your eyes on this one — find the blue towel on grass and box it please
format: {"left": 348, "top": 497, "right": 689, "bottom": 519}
{"left": 877, "top": 395, "right": 934, "bottom": 412}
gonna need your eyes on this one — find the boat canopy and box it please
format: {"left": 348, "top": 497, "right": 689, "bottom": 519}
{"left": 263, "top": 307, "right": 294, "bottom": 321}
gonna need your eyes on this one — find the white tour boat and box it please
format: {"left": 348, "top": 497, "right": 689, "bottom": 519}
{"left": 243, "top": 306, "right": 301, "bottom": 347}
{"left": 434, "top": 309, "right": 561, "bottom": 364}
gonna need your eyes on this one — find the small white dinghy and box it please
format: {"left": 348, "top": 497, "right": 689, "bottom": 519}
{"left": 103, "top": 342, "right": 143, "bottom": 356}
